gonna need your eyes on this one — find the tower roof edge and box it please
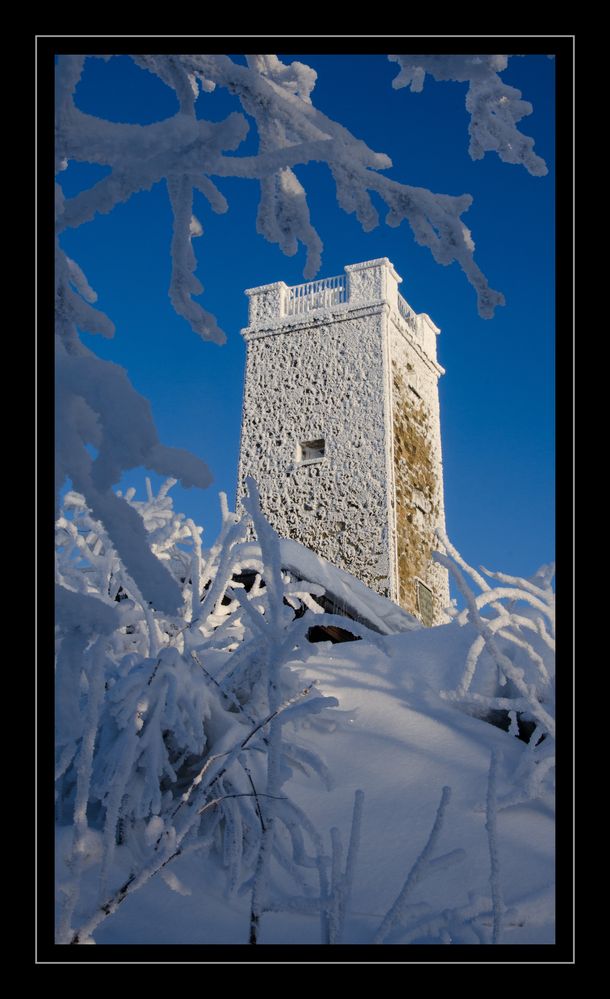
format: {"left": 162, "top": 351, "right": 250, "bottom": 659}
{"left": 344, "top": 257, "right": 402, "bottom": 284}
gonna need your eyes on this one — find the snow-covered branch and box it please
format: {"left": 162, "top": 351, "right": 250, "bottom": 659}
{"left": 374, "top": 786, "right": 459, "bottom": 943}
{"left": 485, "top": 750, "right": 504, "bottom": 944}
{"left": 388, "top": 55, "right": 548, "bottom": 176}
{"left": 433, "top": 532, "right": 555, "bottom": 809}
{"left": 56, "top": 53, "right": 511, "bottom": 328}
{"left": 55, "top": 482, "right": 357, "bottom": 944}
{"left": 55, "top": 53, "right": 547, "bottom": 607}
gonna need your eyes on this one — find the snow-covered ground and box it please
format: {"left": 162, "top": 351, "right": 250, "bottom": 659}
{"left": 56, "top": 621, "right": 554, "bottom": 946}
{"left": 54, "top": 481, "right": 555, "bottom": 947}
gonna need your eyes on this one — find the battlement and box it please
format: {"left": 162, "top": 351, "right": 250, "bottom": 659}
{"left": 244, "top": 258, "right": 441, "bottom": 368}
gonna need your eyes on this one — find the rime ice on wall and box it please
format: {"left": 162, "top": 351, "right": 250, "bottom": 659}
{"left": 237, "top": 259, "right": 449, "bottom": 623}
{"left": 238, "top": 306, "right": 391, "bottom": 594}
{"left": 388, "top": 314, "right": 450, "bottom": 622}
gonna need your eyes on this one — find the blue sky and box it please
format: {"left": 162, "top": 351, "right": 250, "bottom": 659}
{"left": 58, "top": 53, "right": 555, "bottom": 582}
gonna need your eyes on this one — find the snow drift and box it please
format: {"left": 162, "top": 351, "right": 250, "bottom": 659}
{"left": 55, "top": 480, "right": 555, "bottom": 945}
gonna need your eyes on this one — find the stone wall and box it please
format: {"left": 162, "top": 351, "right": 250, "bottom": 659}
{"left": 237, "top": 259, "right": 450, "bottom": 623}
{"left": 237, "top": 307, "right": 393, "bottom": 595}
{"left": 388, "top": 316, "right": 449, "bottom": 622}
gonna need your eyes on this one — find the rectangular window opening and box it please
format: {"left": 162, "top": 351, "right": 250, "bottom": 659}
{"left": 297, "top": 438, "right": 325, "bottom": 463}
{"left": 417, "top": 580, "right": 434, "bottom": 628}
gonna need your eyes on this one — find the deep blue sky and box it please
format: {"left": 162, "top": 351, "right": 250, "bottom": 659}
{"left": 58, "top": 53, "right": 555, "bottom": 582}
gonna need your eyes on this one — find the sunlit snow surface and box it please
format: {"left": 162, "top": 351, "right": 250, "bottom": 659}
{"left": 56, "top": 623, "right": 554, "bottom": 945}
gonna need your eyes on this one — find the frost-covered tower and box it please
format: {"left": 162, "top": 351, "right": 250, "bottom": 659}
{"left": 236, "top": 258, "right": 450, "bottom": 626}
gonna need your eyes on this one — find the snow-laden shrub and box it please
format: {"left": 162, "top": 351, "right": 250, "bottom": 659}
{"left": 55, "top": 478, "right": 376, "bottom": 944}
{"left": 434, "top": 531, "right": 555, "bottom": 808}
{"left": 55, "top": 479, "right": 555, "bottom": 945}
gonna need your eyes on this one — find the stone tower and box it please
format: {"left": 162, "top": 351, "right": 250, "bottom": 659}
{"left": 236, "top": 258, "right": 450, "bottom": 626}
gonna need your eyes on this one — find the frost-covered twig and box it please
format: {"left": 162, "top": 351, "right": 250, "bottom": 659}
{"left": 330, "top": 789, "right": 365, "bottom": 944}
{"left": 374, "top": 786, "right": 454, "bottom": 944}
{"left": 435, "top": 551, "right": 555, "bottom": 735}
{"left": 485, "top": 750, "right": 504, "bottom": 944}
{"left": 67, "top": 680, "right": 320, "bottom": 945}
{"left": 433, "top": 535, "right": 555, "bottom": 809}
{"left": 56, "top": 481, "right": 384, "bottom": 944}
{"left": 388, "top": 55, "right": 548, "bottom": 176}
{"left": 68, "top": 799, "right": 222, "bottom": 945}
{"left": 56, "top": 638, "right": 107, "bottom": 944}
{"left": 171, "top": 683, "right": 317, "bottom": 824}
